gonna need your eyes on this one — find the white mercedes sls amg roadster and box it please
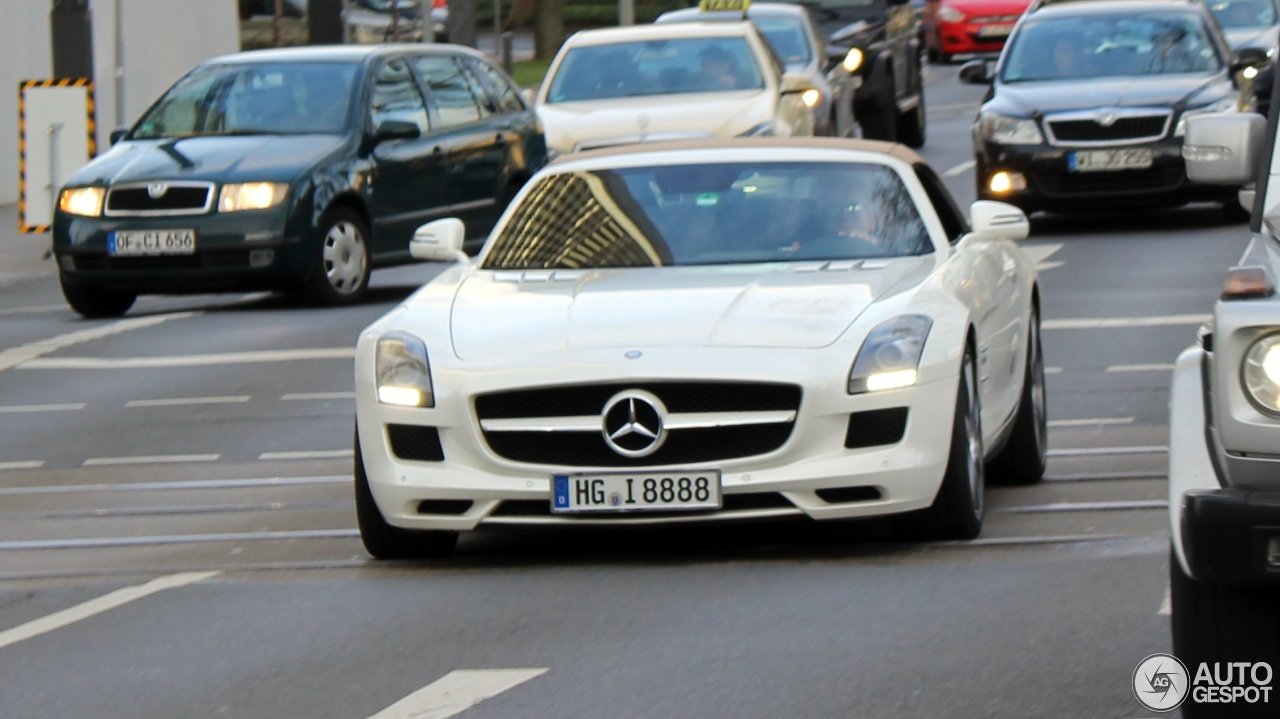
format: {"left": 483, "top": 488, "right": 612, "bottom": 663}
{"left": 353, "top": 138, "right": 1045, "bottom": 558}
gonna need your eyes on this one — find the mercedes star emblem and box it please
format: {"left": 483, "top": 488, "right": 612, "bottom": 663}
{"left": 601, "top": 390, "right": 668, "bottom": 458}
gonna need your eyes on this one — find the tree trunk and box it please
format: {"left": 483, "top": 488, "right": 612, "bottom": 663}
{"left": 533, "top": 0, "right": 563, "bottom": 60}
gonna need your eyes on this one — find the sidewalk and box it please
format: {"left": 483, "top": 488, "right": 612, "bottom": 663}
{"left": 0, "top": 204, "right": 56, "bottom": 287}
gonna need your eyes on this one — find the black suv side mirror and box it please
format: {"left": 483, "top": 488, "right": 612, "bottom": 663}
{"left": 959, "top": 59, "right": 994, "bottom": 85}
{"left": 375, "top": 119, "right": 421, "bottom": 142}
{"left": 1234, "top": 47, "right": 1270, "bottom": 73}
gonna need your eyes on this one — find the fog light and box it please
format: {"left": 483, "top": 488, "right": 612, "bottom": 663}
{"left": 249, "top": 249, "right": 274, "bottom": 268}
{"left": 988, "top": 170, "right": 1027, "bottom": 195}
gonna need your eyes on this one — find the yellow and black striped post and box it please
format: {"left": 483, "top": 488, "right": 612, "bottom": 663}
{"left": 18, "top": 77, "right": 96, "bottom": 234}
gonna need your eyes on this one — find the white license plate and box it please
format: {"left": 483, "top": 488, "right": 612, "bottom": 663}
{"left": 1068, "top": 149, "right": 1154, "bottom": 173}
{"left": 108, "top": 229, "right": 196, "bottom": 256}
{"left": 977, "top": 23, "right": 1014, "bottom": 38}
{"left": 551, "top": 471, "right": 722, "bottom": 513}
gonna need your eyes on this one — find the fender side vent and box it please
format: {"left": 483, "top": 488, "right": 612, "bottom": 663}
{"left": 387, "top": 424, "right": 444, "bottom": 462}
{"left": 844, "top": 408, "right": 909, "bottom": 449}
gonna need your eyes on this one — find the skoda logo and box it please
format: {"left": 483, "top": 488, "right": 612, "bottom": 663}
{"left": 1096, "top": 111, "right": 1118, "bottom": 127}
{"left": 601, "top": 390, "right": 667, "bottom": 458}
{"left": 146, "top": 182, "right": 169, "bottom": 199}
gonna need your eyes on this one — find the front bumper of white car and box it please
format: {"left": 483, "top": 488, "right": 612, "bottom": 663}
{"left": 355, "top": 351, "right": 959, "bottom": 532}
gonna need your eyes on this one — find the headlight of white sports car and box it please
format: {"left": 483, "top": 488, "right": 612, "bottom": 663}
{"left": 978, "top": 112, "right": 1043, "bottom": 145}
{"left": 376, "top": 332, "right": 434, "bottom": 407}
{"left": 1242, "top": 332, "right": 1280, "bottom": 415}
{"left": 848, "top": 315, "right": 933, "bottom": 393}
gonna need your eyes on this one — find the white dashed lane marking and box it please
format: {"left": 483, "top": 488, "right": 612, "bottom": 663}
{"left": 125, "top": 396, "right": 251, "bottom": 408}
{"left": 942, "top": 159, "right": 976, "bottom": 177}
{"left": 1047, "top": 445, "right": 1167, "bottom": 457}
{"left": 368, "top": 669, "right": 549, "bottom": 719}
{"left": 0, "top": 571, "right": 219, "bottom": 650}
{"left": 0, "top": 461, "right": 44, "bottom": 471}
{"left": 281, "top": 392, "right": 355, "bottom": 401}
{"left": 259, "top": 450, "right": 354, "bottom": 461}
{"left": 0, "top": 475, "right": 348, "bottom": 496}
{"left": 0, "top": 312, "right": 197, "bottom": 373}
{"left": 0, "top": 403, "right": 85, "bottom": 413}
{"left": 83, "top": 454, "right": 221, "bottom": 467}
{"left": 17, "top": 347, "right": 354, "bottom": 369}
{"left": 1043, "top": 314, "right": 1209, "bottom": 330}
{"left": 1048, "top": 417, "right": 1135, "bottom": 427}
{"left": 1106, "top": 364, "right": 1176, "bottom": 373}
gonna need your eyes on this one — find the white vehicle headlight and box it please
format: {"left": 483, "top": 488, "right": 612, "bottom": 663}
{"left": 58, "top": 186, "right": 106, "bottom": 217}
{"left": 218, "top": 182, "right": 288, "bottom": 212}
{"left": 1175, "top": 98, "right": 1240, "bottom": 137}
{"left": 376, "top": 332, "right": 434, "bottom": 407}
{"left": 938, "top": 5, "right": 966, "bottom": 22}
{"left": 1242, "top": 333, "right": 1280, "bottom": 415}
{"left": 979, "top": 112, "right": 1044, "bottom": 145}
{"left": 848, "top": 315, "right": 933, "bottom": 394}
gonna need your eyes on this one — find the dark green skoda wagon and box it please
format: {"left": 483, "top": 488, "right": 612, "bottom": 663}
{"left": 53, "top": 45, "right": 546, "bottom": 317}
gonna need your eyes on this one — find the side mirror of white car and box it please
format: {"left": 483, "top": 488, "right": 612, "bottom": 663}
{"left": 1184, "top": 112, "right": 1266, "bottom": 186}
{"left": 969, "top": 200, "right": 1029, "bottom": 242}
{"left": 410, "top": 218, "right": 469, "bottom": 263}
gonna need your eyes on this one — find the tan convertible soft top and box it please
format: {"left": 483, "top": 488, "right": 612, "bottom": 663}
{"left": 554, "top": 137, "right": 927, "bottom": 167}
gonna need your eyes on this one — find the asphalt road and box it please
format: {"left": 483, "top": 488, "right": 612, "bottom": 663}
{"left": 0, "top": 64, "right": 1251, "bottom": 718}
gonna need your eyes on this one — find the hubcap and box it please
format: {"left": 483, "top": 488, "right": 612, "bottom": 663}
{"left": 323, "top": 221, "right": 367, "bottom": 295}
{"left": 964, "top": 357, "right": 984, "bottom": 517}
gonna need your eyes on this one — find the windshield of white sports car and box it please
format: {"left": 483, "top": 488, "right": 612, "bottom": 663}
{"left": 482, "top": 162, "right": 933, "bottom": 269}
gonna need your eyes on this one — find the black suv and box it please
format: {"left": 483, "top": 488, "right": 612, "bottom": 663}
{"left": 53, "top": 45, "right": 546, "bottom": 317}
{"left": 779, "top": 0, "right": 928, "bottom": 146}
{"left": 962, "top": 0, "right": 1267, "bottom": 217}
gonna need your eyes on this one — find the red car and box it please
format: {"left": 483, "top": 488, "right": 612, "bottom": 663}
{"left": 923, "top": 0, "right": 1030, "bottom": 63}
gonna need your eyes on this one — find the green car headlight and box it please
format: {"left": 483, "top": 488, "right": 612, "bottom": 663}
{"left": 218, "top": 182, "right": 288, "bottom": 212}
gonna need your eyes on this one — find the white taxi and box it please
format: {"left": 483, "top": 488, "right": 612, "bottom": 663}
{"left": 534, "top": 21, "right": 818, "bottom": 156}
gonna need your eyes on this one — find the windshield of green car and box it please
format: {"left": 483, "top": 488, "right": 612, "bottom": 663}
{"left": 1001, "top": 13, "right": 1223, "bottom": 82}
{"left": 1207, "top": 0, "right": 1277, "bottom": 28}
{"left": 756, "top": 16, "right": 814, "bottom": 66}
{"left": 482, "top": 162, "right": 932, "bottom": 269}
{"left": 545, "top": 37, "right": 766, "bottom": 102}
{"left": 131, "top": 61, "right": 359, "bottom": 139}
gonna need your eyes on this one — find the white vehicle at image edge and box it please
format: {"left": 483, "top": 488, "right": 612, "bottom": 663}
{"left": 533, "top": 22, "right": 819, "bottom": 157}
{"left": 352, "top": 139, "right": 1046, "bottom": 558}
{"left": 1170, "top": 106, "right": 1280, "bottom": 719}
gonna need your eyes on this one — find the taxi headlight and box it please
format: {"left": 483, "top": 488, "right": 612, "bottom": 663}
{"left": 1242, "top": 333, "right": 1280, "bottom": 415}
{"left": 801, "top": 88, "right": 823, "bottom": 108}
{"left": 843, "top": 48, "right": 865, "bottom": 74}
{"left": 218, "top": 182, "right": 288, "bottom": 212}
{"left": 979, "top": 112, "right": 1043, "bottom": 145}
{"left": 376, "top": 332, "right": 434, "bottom": 408}
{"left": 1175, "top": 98, "right": 1240, "bottom": 136}
{"left": 849, "top": 315, "right": 933, "bottom": 394}
{"left": 58, "top": 187, "right": 105, "bottom": 217}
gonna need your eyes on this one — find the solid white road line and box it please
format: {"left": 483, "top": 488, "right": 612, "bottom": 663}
{"left": 0, "top": 475, "right": 349, "bottom": 496}
{"left": 1043, "top": 314, "right": 1210, "bottom": 330}
{"left": 0, "top": 304, "right": 69, "bottom": 317}
{"left": 1159, "top": 586, "right": 1172, "bottom": 616}
{"left": 938, "top": 533, "right": 1157, "bottom": 547}
{"left": 0, "top": 571, "right": 219, "bottom": 650}
{"left": 125, "top": 395, "right": 250, "bottom": 408}
{"left": 0, "top": 312, "right": 197, "bottom": 373}
{"left": 18, "top": 347, "right": 354, "bottom": 369}
{"left": 83, "top": 454, "right": 221, "bottom": 467}
{"left": 0, "top": 461, "right": 45, "bottom": 471}
{"left": 1048, "top": 417, "right": 1136, "bottom": 428}
{"left": 1106, "top": 364, "right": 1176, "bottom": 373}
{"left": 259, "top": 450, "right": 354, "bottom": 461}
{"left": 281, "top": 392, "right": 356, "bottom": 401}
{"left": 994, "top": 500, "right": 1166, "bottom": 514}
{"left": 1048, "top": 445, "right": 1167, "bottom": 457}
{"left": 0, "top": 529, "right": 357, "bottom": 551}
{"left": 0, "top": 403, "right": 85, "bottom": 413}
{"left": 368, "top": 669, "right": 549, "bottom": 719}
{"left": 1045, "top": 367, "right": 1063, "bottom": 374}
{"left": 942, "top": 159, "right": 976, "bottom": 177}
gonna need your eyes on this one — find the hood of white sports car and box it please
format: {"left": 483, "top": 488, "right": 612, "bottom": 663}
{"left": 439, "top": 259, "right": 929, "bottom": 360}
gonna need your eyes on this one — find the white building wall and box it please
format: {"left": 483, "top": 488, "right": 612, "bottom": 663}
{"left": 2, "top": 0, "right": 239, "bottom": 205}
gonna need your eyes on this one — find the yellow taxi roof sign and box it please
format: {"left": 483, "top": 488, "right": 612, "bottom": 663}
{"left": 699, "top": 0, "right": 751, "bottom": 13}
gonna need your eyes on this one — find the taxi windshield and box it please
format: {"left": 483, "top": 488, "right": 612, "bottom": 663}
{"left": 482, "top": 162, "right": 932, "bottom": 269}
{"left": 545, "top": 37, "right": 766, "bottom": 102}
{"left": 756, "top": 16, "right": 814, "bottom": 66}
{"left": 1207, "top": 0, "right": 1277, "bottom": 28}
{"left": 1001, "top": 13, "right": 1223, "bottom": 82}
{"left": 131, "top": 62, "right": 359, "bottom": 139}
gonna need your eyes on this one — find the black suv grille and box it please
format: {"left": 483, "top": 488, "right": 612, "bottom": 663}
{"left": 1047, "top": 115, "right": 1168, "bottom": 143}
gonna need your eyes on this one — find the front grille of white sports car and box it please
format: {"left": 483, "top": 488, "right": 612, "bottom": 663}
{"left": 474, "top": 381, "right": 802, "bottom": 467}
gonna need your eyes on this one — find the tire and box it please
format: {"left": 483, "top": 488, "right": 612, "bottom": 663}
{"left": 306, "top": 207, "right": 371, "bottom": 306}
{"left": 59, "top": 275, "right": 136, "bottom": 318}
{"left": 1222, "top": 197, "right": 1251, "bottom": 224}
{"left": 1171, "top": 549, "right": 1280, "bottom": 719}
{"left": 988, "top": 306, "right": 1047, "bottom": 485}
{"left": 859, "top": 98, "right": 898, "bottom": 142}
{"left": 354, "top": 429, "right": 459, "bottom": 559}
{"left": 894, "top": 347, "right": 985, "bottom": 541}
{"left": 896, "top": 93, "right": 926, "bottom": 149}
